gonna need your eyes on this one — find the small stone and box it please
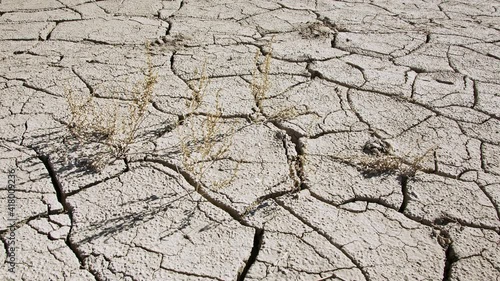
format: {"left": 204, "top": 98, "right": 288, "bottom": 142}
{"left": 49, "top": 214, "right": 71, "bottom": 226}
{"left": 49, "top": 226, "right": 71, "bottom": 240}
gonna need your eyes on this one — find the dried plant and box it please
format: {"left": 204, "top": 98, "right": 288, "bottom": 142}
{"left": 118, "top": 49, "right": 158, "bottom": 154}
{"left": 180, "top": 63, "right": 239, "bottom": 191}
{"left": 185, "top": 60, "right": 209, "bottom": 113}
{"left": 251, "top": 44, "right": 272, "bottom": 113}
{"left": 249, "top": 40, "right": 309, "bottom": 123}
{"left": 344, "top": 146, "right": 438, "bottom": 177}
{"left": 64, "top": 43, "right": 157, "bottom": 171}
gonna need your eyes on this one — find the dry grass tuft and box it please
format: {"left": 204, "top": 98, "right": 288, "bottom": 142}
{"left": 64, "top": 43, "right": 157, "bottom": 170}
{"left": 346, "top": 146, "right": 438, "bottom": 177}
{"left": 353, "top": 154, "right": 413, "bottom": 175}
{"left": 249, "top": 40, "right": 309, "bottom": 123}
{"left": 180, "top": 62, "right": 239, "bottom": 191}
{"left": 185, "top": 60, "right": 209, "bottom": 113}
{"left": 251, "top": 43, "right": 272, "bottom": 113}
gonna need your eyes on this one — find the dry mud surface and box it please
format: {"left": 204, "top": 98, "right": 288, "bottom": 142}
{"left": 1, "top": 0, "right": 500, "bottom": 280}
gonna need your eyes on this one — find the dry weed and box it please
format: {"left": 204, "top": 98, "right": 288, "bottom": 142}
{"left": 251, "top": 43, "right": 272, "bottom": 113}
{"left": 64, "top": 43, "right": 157, "bottom": 170}
{"left": 249, "top": 40, "right": 310, "bottom": 123}
{"left": 347, "top": 145, "right": 438, "bottom": 177}
{"left": 180, "top": 63, "right": 239, "bottom": 191}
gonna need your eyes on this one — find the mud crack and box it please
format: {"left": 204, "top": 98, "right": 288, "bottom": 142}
{"left": 237, "top": 228, "right": 264, "bottom": 281}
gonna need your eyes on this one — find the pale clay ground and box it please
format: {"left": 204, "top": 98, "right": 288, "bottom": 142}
{"left": 0, "top": 0, "right": 500, "bottom": 280}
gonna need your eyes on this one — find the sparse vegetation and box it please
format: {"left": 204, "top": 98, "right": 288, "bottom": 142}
{"left": 62, "top": 39, "right": 304, "bottom": 188}
{"left": 344, "top": 145, "right": 438, "bottom": 177}
{"left": 249, "top": 40, "right": 304, "bottom": 123}
{"left": 179, "top": 62, "right": 239, "bottom": 191}
{"left": 251, "top": 45, "right": 272, "bottom": 113}
{"left": 64, "top": 43, "right": 157, "bottom": 170}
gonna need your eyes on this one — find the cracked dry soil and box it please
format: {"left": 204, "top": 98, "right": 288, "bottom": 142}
{"left": 1, "top": 0, "right": 500, "bottom": 280}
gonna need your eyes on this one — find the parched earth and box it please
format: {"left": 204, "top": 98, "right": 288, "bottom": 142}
{"left": 1, "top": 0, "right": 499, "bottom": 280}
